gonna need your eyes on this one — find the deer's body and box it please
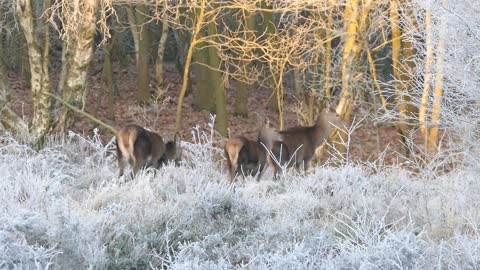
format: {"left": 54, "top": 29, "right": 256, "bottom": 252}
{"left": 224, "top": 125, "right": 279, "bottom": 183}
{"left": 268, "top": 108, "right": 347, "bottom": 179}
{"left": 225, "top": 137, "right": 266, "bottom": 182}
{"left": 116, "top": 125, "right": 181, "bottom": 177}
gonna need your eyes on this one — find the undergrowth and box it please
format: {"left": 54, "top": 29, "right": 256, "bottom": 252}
{"left": 0, "top": 124, "right": 479, "bottom": 269}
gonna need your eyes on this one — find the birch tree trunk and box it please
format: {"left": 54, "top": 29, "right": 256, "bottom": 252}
{"left": 324, "top": 0, "right": 333, "bottom": 99}
{"left": 127, "top": 6, "right": 140, "bottom": 63}
{"left": 419, "top": 8, "right": 433, "bottom": 152}
{"left": 16, "top": 0, "right": 52, "bottom": 144}
{"left": 103, "top": 32, "right": 117, "bottom": 120}
{"left": 333, "top": 0, "right": 361, "bottom": 157}
{"left": 426, "top": 4, "right": 446, "bottom": 157}
{"left": 337, "top": 0, "right": 360, "bottom": 118}
{"left": 331, "top": 0, "right": 376, "bottom": 159}
{"left": 54, "top": 0, "right": 98, "bottom": 132}
{"left": 154, "top": 15, "right": 169, "bottom": 101}
{"left": 428, "top": 38, "right": 444, "bottom": 156}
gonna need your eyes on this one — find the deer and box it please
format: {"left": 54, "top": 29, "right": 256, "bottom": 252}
{"left": 224, "top": 123, "right": 281, "bottom": 183}
{"left": 116, "top": 124, "right": 182, "bottom": 178}
{"left": 267, "top": 106, "right": 348, "bottom": 179}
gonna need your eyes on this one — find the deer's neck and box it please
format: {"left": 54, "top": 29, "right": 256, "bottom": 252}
{"left": 313, "top": 118, "right": 333, "bottom": 148}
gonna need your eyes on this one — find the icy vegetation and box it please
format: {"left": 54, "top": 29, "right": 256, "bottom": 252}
{"left": 1, "top": 126, "right": 479, "bottom": 270}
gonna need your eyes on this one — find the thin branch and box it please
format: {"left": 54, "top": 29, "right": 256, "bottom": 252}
{"left": 45, "top": 92, "right": 118, "bottom": 134}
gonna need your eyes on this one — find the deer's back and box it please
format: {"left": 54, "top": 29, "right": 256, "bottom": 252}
{"left": 279, "top": 126, "right": 316, "bottom": 160}
{"left": 122, "top": 125, "right": 165, "bottom": 160}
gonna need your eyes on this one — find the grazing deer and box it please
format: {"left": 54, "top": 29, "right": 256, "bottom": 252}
{"left": 116, "top": 125, "right": 182, "bottom": 177}
{"left": 267, "top": 107, "right": 348, "bottom": 179}
{"left": 160, "top": 132, "right": 182, "bottom": 166}
{"left": 224, "top": 124, "right": 280, "bottom": 183}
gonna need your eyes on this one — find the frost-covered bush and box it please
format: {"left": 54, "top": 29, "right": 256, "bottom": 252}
{"left": 1, "top": 125, "right": 480, "bottom": 269}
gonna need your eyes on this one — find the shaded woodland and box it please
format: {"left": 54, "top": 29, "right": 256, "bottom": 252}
{"left": 0, "top": 0, "right": 478, "bottom": 166}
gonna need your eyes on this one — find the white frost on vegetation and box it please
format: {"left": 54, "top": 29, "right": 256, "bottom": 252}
{"left": 0, "top": 125, "right": 479, "bottom": 269}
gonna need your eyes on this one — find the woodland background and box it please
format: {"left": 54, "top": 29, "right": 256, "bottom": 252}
{"left": 1, "top": 0, "right": 477, "bottom": 162}
{"left": 1, "top": 0, "right": 480, "bottom": 269}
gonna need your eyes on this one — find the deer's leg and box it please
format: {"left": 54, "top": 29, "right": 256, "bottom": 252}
{"left": 229, "top": 163, "right": 238, "bottom": 183}
{"left": 118, "top": 158, "right": 126, "bottom": 177}
{"left": 117, "top": 146, "right": 126, "bottom": 178}
{"left": 116, "top": 139, "right": 128, "bottom": 177}
{"left": 293, "top": 162, "right": 303, "bottom": 176}
{"left": 132, "top": 156, "right": 147, "bottom": 178}
{"left": 267, "top": 155, "right": 281, "bottom": 180}
{"left": 303, "top": 160, "right": 309, "bottom": 174}
{"left": 256, "top": 163, "right": 267, "bottom": 182}
{"left": 293, "top": 159, "right": 310, "bottom": 177}
{"left": 238, "top": 164, "right": 246, "bottom": 184}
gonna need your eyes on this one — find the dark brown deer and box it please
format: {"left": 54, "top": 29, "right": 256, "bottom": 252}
{"left": 267, "top": 107, "right": 347, "bottom": 179}
{"left": 160, "top": 132, "right": 182, "bottom": 166}
{"left": 224, "top": 124, "right": 280, "bottom": 183}
{"left": 116, "top": 125, "right": 182, "bottom": 177}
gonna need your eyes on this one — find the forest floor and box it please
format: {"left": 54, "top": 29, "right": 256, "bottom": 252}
{"left": 8, "top": 60, "right": 422, "bottom": 165}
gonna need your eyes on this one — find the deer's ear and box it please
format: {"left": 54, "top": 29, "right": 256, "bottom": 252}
{"left": 174, "top": 132, "right": 181, "bottom": 148}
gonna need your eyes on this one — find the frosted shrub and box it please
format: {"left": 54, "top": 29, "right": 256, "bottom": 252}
{"left": 182, "top": 115, "right": 225, "bottom": 175}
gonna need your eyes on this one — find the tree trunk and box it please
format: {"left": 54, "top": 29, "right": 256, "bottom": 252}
{"left": 54, "top": 0, "right": 98, "bottom": 132}
{"left": 261, "top": 1, "right": 279, "bottom": 112}
{"left": 234, "top": 10, "right": 256, "bottom": 117}
{"left": 390, "top": 0, "right": 411, "bottom": 157}
{"left": 104, "top": 32, "right": 117, "bottom": 120}
{"left": 207, "top": 21, "right": 228, "bottom": 136}
{"left": 274, "top": 67, "right": 286, "bottom": 129}
{"left": 192, "top": 28, "right": 215, "bottom": 112}
{"left": 234, "top": 79, "right": 248, "bottom": 117}
{"left": 17, "top": 29, "right": 31, "bottom": 89}
{"left": 337, "top": 0, "right": 360, "bottom": 120}
{"left": 366, "top": 47, "right": 387, "bottom": 107}
{"left": 0, "top": 51, "right": 28, "bottom": 134}
{"left": 307, "top": 91, "right": 316, "bottom": 125}
{"left": 428, "top": 38, "right": 444, "bottom": 156}
{"left": 400, "top": 5, "right": 418, "bottom": 116}
{"left": 175, "top": 0, "right": 206, "bottom": 132}
{"left": 115, "top": 9, "right": 130, "bottom": 67}
{"left": 132, "top": 5, "right": 151, "bottom": 104}
{"left": 154, "top": 15, "right": 169, "bottom": 101}
{"left": 173, "top": 29, "right": 193, "bottom": 97}
{"left": 293, "top": 68, "right": 304, "bottom": 102}
{"left": 16, "top": 0, "right": 52, "bottom": 144}
{"left": 333, "top": 0, "right": 363, "bottom": 159}
{"left": 324, "top": 0, "right": 333, "bottom": 99}
{"left": 424, "top": 4, "right": 446, "bottom": 157}
{"left": 420, "top": 8, "right": 433, "bottom": 153}
{"left": 127, "top": 6, "right": 140, "bottom": 63}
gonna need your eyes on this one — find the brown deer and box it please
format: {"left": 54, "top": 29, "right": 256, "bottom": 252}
{"left": 160, "top": 132, "right": 182, "bottom": 166}
{"left": 267, "top": 107, "right": 348, "bottom": 179}
{"left": 224, "top": 124, "right": 281, "bottom": 183}
{"left": 116, "top": 125, "right": 182, "bottom": 177}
